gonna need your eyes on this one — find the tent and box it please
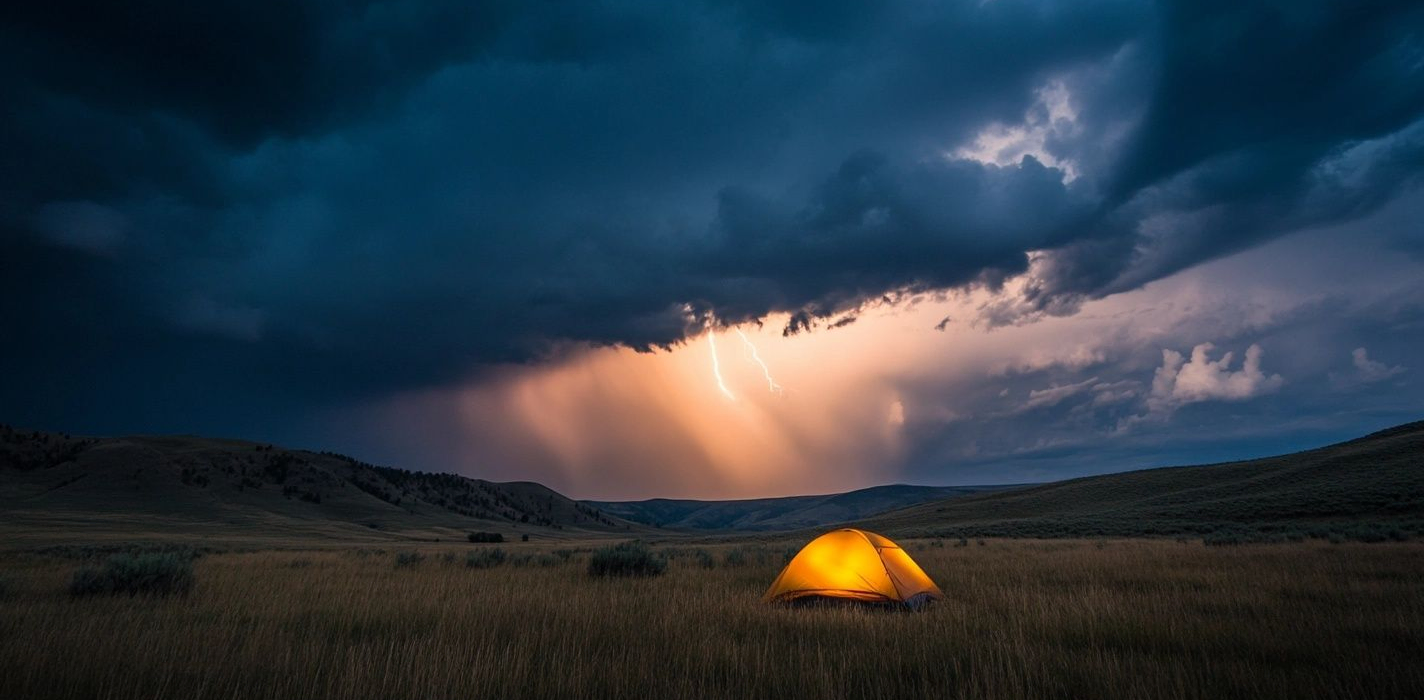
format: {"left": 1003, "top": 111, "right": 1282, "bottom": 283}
{"left": 763, "top": 528, "right": 943, "bottom": 608}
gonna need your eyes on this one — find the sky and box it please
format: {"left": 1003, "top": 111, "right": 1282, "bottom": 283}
{"left": 2, "top": 0, "right": 1423, "bottom": 499}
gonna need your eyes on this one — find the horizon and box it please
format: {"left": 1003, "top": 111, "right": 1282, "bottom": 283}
{"left": 6, "top": 417, "right": 1416, "bottom": 503}
{"left": 4, "top": 0, "right": 1423, "bottom": 500}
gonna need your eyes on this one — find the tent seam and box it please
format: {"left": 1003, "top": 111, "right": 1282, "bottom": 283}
{"left": 850, "top": 528, "right": 907, "bottom": 600}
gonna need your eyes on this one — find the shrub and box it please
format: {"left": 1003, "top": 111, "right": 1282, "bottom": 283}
{"left": 465, "top": 548, "right": 507, "bottom": 569}
{"left": 468, "top": 532, "right": 504, "bottom": 544}
{"left": 394, "top": 550, "right": 425, "bottom": 568}
{"left": 1351, "top": 526, "right": 1388, "bottom": 543}
{"left": 721, "top": 546, "right": 773, "bottom": 568}
{"left": 0, "top": 575, "right": 11, "bottom": 600}
{"left": 722, "top": 548, "right": 747, "bottom": 567}
{"left": 588, "top": 541, "right": 666, "bottom": 577}
{"left": 511, "top": 553, "right": 560, "bottom": 568}
{"left": 693, "top": 549, "right": 716, "bottom": 569}
{"left": 522, "top": 534, "right": 530, "bottom": 542}
{"left": 69, "top": 553, "right": 194, "bottom": 597}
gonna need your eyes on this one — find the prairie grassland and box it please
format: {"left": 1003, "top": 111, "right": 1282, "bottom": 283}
{"left": 1, "top": 540, "right": 1422, "bottom": 699}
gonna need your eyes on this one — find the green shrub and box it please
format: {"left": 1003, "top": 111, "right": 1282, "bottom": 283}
{"left": 465, "top": 549, "right": 507, "bottom": 569}
{"left": 468, "top": 532, "right": 504, "bottom": 544}
{"left": 394, "top": 550, "right": 425, "bottom": 568}
{"left": 588, "top": 541, "right": 666, "bottom": 577}
{"left": 69, "top": 553, "right": 194, "bottom": 597}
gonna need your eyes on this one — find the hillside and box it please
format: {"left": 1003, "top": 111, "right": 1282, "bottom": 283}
{"left": 0, "top": 426, "right": 638, "bottom": 547}
{"left": 588, "top": 484, "right": 1015, "bottom": 531}
{"left": 859, "top": 420, "right": 1424, "bottom": 541}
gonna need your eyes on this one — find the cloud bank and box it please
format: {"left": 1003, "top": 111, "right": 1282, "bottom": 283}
{"left": 2, "top": 1, "right": 1423, "bottom": 494}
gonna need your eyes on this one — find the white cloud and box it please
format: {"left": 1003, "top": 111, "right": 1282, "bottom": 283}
{"left": 1023, "top": 376, "right": 1099, "bottom": 410}
{"left": 1090, "top": 380, "right": 1139, "bottom": 406}
{"left": 954, "top": 80, "right": 1080, "bottom": 181}
{"left": 1344, "top": 348, "right": 1401, "bottom": 384}
{"left": 1146, "top": 343, "right": 1284, "bottom": 414}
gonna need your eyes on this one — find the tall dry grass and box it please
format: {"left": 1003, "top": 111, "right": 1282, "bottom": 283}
{"left": 1, "top": 540, "right": 1421, "bottom": 699}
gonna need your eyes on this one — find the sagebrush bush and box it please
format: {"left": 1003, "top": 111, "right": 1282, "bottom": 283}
{"left": 394, "top": 551, "right": 425, "bottom": 568}
{"left": 69, "top": 553, "right": 194, "bottom": 597}
{"left": 511, "top": 553, "right": 560, "bottom": 568}
{"left": 1204, "top": 533, "right": 1246, "bottom": 546}
{"left": 587, "top": 541, "right": 666, "bottom": 577}
{"left": 465, "top": 549, "right": 506, "bottom": 569}
{"left": 693, "top": 549, "right": 716, "bottom": 569}
{"left": 721, "top": 548, "right": 747, "bottom": 567}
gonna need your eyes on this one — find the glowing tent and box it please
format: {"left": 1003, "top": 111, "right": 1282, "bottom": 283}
{"left": 763, "top": 528, "right": 943, "bottom": 608}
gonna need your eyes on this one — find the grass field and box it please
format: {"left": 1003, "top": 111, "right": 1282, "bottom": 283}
{"left": 2, "top": 539, "right": 1422, "bottom": 699}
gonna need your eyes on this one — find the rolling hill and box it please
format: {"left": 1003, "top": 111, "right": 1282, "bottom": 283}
{"left": 587, "top": 483, "right": 1016, "bottom": 531}
{"left": 5, "top": 419, "right": 1422, "bottom": 548}
{"left": 858, "top": 420, "right": 1424, "bottom": 541}
{"left": 0, "top": 425, "right": 639, "bottom": 547}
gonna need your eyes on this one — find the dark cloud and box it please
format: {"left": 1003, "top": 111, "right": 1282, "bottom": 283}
{"left": 2, "top": 0, "right": 1422, "bottom": 446}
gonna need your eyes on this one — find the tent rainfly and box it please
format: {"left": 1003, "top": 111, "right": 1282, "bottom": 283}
{"left": 763, "top": 528, "right": 943, "bottom": 608}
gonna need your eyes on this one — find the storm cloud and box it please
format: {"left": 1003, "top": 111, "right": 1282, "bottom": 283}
{"left": 2, "top": 0, "right": 1423, "bottom": 480}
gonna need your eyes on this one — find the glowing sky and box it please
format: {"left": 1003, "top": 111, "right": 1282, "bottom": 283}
{"left": 3, "top": 1, "right": 1423, "bottom": 499}
{"left": 337, "top": 196, "right": 1424, "bottom": 499}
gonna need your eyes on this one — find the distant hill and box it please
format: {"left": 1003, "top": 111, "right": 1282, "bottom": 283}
{"left": 858, "top": 420, "right": 1424, "bottom": 542}
{"left": 587, "top": 483, "right": 1016, "bottom": 531}
{"left": 0, "top": 426, "right": 639, "bottom": 547}
{"left": 6, "top": 420, "right": 1422, "bottom": 547}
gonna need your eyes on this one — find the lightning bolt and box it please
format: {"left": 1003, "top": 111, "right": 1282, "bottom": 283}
{"left": 736, "top": 328, "right": 785, "bottom": 395}
{"left": 708, "top": 330, "right": 736, "bottom": 400}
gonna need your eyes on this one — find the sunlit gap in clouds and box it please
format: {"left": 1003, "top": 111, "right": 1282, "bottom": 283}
{"left": 337, "top": 230, "right": 1417, "bottom": 501}
{"left": 360, "top": 310, "right": 930, "bottom": 500}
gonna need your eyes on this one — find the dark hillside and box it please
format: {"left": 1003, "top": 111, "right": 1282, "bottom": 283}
{"left": 0, "top": 425, "right": 635, "bottom": 547}
{"left": 859, "top": 420, "right": 1424, "bottom": 542}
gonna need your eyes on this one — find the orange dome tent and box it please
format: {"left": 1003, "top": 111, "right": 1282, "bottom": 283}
{"left": 763, "top": 528, "right": 943, "bottom": 608}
